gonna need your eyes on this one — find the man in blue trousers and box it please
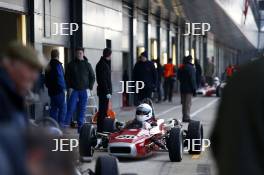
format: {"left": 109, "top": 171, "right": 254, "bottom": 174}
{"left": 65, "top": 47, "right": 95, "bottom": 132}
{"left": 45, "top": 49, "right": 67, "bottom": 126}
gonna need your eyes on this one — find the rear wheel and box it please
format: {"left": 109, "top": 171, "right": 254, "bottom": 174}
{"left": 187, "top": 121, "right": 203, "bottom": 154}
{"left": 95, "top": 156, "right": 119, "bottom": 175}
{"left": 167, "top": 127, "right": 183, "bottom": 162}
{"left": 79, "top": 124, "right": 97, "bottom": 160}
{"left": 103, "top": 118, "right": 115, "bottom": 133}
{"left": 216, "top": 86, "right": 221, "bottom": 97}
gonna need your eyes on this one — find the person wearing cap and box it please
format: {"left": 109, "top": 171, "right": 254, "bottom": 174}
{"left": 96, "top": 48, "right": 112, "bottom": 133}
{"left": 133, "top": 51, "right": 157, "bottom": 104}
{"left": 0, "top": 42, "right": 43, "bottom": 127}
{"left": 45, "top": 49, "right": 67, "bottom": 126}
{"left": 177, "top": 55, "right": 197, "bottom": 122}
{"left": 64, "top": 47, "right": 95, "bottom": 132}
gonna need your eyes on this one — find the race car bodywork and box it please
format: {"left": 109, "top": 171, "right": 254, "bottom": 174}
{"left": 79, "top": 98, "right": 203, "bottom": 162}
{"left": 79, "top": 117, "right": 204, "bottom": 162}
{"left": 196, "top": 86, "right": 217, "bottom": 96}
{"left": 108, "top": 119, "right": 166, "bottom": 158}
{"left": 197, "top": 77, "right": 221, "bottom": 97}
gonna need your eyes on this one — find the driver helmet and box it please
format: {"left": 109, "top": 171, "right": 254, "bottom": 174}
{"left": 214, "top": 77, "right": 220, "bottom": 86}
{"left": 135, "top": 103, "right": 153, "bottom": 122}
{"left": 214, "top": 77, "right": 220, "bottom": 82}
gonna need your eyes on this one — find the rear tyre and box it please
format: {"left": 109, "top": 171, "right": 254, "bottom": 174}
{"left": 95, "top": 156, "right": 119, "bottom": 175}
{"left": 103, "top": 118, "right": 115, "bottom": 133}
{"left": 216, "top": 86, "right": 221, "bottom": 97}
{"left": 167, "top": 127, "right": 183, "bottom": 162}
{"left": 187, "top": 120, "right": 203, "bottom": 154}
{"left": 79, "top": 123, "right": 97, "bottom": 159}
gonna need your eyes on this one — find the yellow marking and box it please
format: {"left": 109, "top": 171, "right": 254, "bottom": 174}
{"left": 192, "top": 155, "right": 200, "bottom": 159}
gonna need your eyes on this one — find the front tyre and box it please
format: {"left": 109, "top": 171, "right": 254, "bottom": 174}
{"left": 79, "top": 124, "right": 97, "bottom": 160}
{"left": 167, "top": 127, "right": 183, "bottom": 162}
{"left": 187, "top": 120, "right": 203, "bottom": 154}
{"left": 95, "top": 156, "right": 119, "bottom": 175}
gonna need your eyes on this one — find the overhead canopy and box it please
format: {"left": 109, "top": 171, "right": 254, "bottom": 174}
{"left": 168, "top": 0, "right": 257, "bottom": 52}
{"left": 123, "top": 0, "right": 257, "bottom": 56}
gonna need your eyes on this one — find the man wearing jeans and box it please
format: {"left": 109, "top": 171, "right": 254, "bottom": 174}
{"left": 65, "top": 48, "right": 95, "bottom": 132}
{"left": 45, "top": 49, "right": 67, "bottom": 126}
{"left": 177, "top": 55, "right": 197, "bottom": 122}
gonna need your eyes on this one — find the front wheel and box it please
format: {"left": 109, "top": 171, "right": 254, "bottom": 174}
{"left": 79, "top": 124, "right": 97, "bottom": 160}
{"left": 167, "top": 127, "right": 183, "bottom": 162}
{"left": 187, "top": 120, "right": 203, "bottom": 154}
{"left": 95, "top": 156, "right": 119, "bottom": 175}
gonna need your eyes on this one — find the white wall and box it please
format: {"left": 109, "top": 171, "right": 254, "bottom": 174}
{"left": 215, "top": 0, "right": 259, "bottom": 48}
{"left": 82, "top": 0, "right": 123, "bottom": 108}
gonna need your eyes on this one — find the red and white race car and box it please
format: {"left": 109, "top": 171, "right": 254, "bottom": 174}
{"left": 196, "top": 77, "right": 221, "bottom": 97}
{"left": 79, "top": 99, "right": 203, "bottom": 162}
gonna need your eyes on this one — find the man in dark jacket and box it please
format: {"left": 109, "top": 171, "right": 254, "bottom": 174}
{"left": 177, "top": 55, "right": 196, "bottom": 122}
{"left": 96, "top": 48, "right": 112, "bottom": 132}
{"left": 195, "top": 58, "right": 202, "bottom": 88}
{"left": 133, "top": 52, "right": 157, "bottom": 103}
{"left": 64, "top": 47, "right": 95, "bottom": 132}
{"left": 211, "top": 57, "right": 264, "bottom": 175}
{"left": 204, "top": 57, "right": 215, "bottom": 86}
{"left": 45, "top": 49, "right": 66, "bottom": 126}
{"left": 152, "top": 58, "right": 163, "bottom": 103}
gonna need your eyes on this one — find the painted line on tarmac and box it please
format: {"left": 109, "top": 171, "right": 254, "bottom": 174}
{"left": 156, "top": 98, "right": 199, "bottom": 117}
{"left": 192, "top": 154, "right": 201, "bottom": 159}
{"left": 190, "top": 98, "right": 219, "bottom": 118}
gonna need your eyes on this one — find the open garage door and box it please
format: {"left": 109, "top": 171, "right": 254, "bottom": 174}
{"left": 0, "top": 10, "right": 27, "bottom": 52}
{"left": 43, "top": 45, "right": 69, "bottom": 67}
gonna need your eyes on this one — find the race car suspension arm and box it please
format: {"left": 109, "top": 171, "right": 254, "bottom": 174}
{"left": 150, "top": 138, "right": 167, "bottom": 150}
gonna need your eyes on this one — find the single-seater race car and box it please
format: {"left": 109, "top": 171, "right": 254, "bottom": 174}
{"left": 196, "top": 77, "right": 221, "bottom": 97}
{"left": 79, "top": 99, "right": 203, "bottom": 162}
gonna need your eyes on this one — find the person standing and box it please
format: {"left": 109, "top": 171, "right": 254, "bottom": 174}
{"left": 163, "top": 58, "right": 175, "bottom": 102}
{"left": 177, "top": 55, "right": 197, "bottom": 122}
{"left": 152, "top": 58, "right": 163, "bottom": 103}
{"left": 194, "top": 58, "right": 202, "bottom": 88}
{"left": 211, "top": 57, "right": 264, "bottom": 175}
{"left": 45, "top": 49, "right": 66, "bottom": 126}
{"left": 96, "top": 48, "right": 112, "bottom": 133}
{"left": 122, "top": 70, "right": 129, "bottom": 106}
{"left": 133, "top": 52, "right": 157, "bottom": 103}
{"left": 226, "top": 64, "right": 234, "bottom": 81}
{"left": 65, "top": 48, "right": 95, "bottom": 132}
{"left": 204, "top": 57, "right": 215, "bottom": 86}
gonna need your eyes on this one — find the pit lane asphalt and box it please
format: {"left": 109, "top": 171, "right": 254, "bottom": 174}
{"left": 77, "top": 95, "right": 219, "bottom": 175}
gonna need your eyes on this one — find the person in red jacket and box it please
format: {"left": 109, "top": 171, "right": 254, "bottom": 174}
{"left": 226, "top": 64, "right": 234, "bottom": 81}
{"left": 163, "top": 58, "right": 175, "bottom": 102}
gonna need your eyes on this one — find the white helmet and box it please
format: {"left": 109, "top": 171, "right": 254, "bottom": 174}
{"left": 135, "top": 103, "right": 153, "bottom": 122}
{"left": 214, "top": 77, "right": 220, "bottom": 86}
{"left": 214, "top": 77, "right": 220, "bottom": 82}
